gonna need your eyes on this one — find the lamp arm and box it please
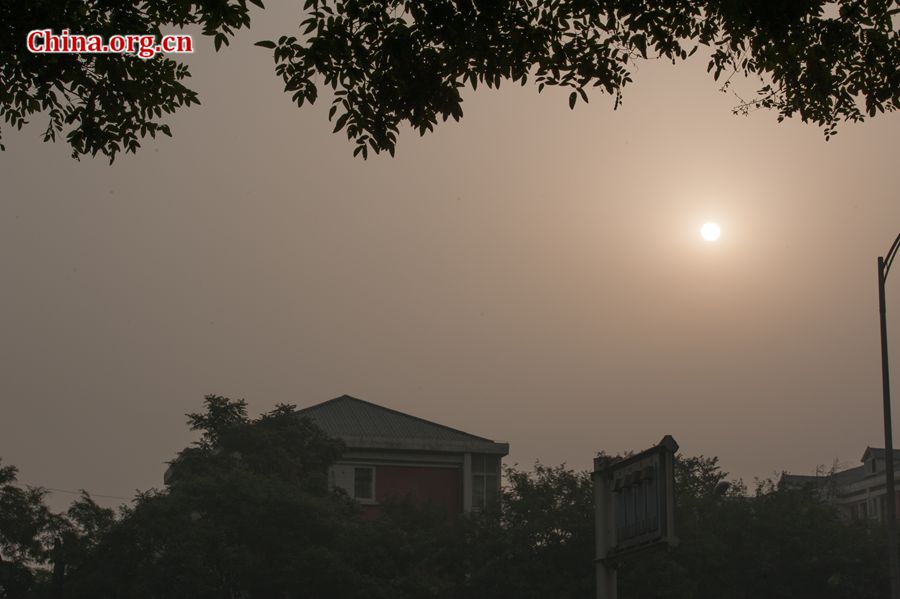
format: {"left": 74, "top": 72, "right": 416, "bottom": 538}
{"left": 884, "top": 233, "right": 900, "bottom": 279}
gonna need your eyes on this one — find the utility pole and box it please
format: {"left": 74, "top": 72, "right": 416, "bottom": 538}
{"left": 878, "top": 233, "right": 900, "bottom": 599}
{"left": 593, "top": 457, "right": 617, "bottom": 599}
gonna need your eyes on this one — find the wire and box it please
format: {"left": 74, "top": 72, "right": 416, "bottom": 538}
{"left": 11, "top": 482, "right": 131, "bottom": 502}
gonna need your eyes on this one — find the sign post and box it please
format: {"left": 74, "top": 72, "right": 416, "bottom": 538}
{"left": 593, "top": 435, "right": 679, "bottom": 599}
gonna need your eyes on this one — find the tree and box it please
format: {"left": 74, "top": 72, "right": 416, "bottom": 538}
{"left": 6, "top": 410, "right": 891, "bottom": 599}
{"left": 164, "top": 395, "right": 345, "bottom": 490}
{"left": 0, "top": 459, "right": 52, "bottom": 599}
{"left": 0, "top": 458, "right": 121, "bottom": 599}
{"left": 618, "top": 456, "right": 888, "bottom": 599}
{"left": 460, "top": 463, "right": 595, "bottom": 599}
{"left": 61, "top": 395, "right": 362, "bottom": 599}
{"left": 27, "top": 395, "right": 465, "bottom": 599}
{"left": 454, "top": 455, "right": 889, "bottom": 599}
{"left": 0, "top": 0, "right": 272, "bottom": 160}
{"left": 2, "top": 1, "right": 897, "bottom": 161}
{"left": 356, "top": 498, "right": 467, "bottom": 599}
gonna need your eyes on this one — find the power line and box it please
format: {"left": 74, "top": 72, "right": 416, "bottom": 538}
{"left": 11, "top": 482, "right": 131, "bottom": 502}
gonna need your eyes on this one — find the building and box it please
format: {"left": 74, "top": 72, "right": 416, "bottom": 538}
{"left": 297, "top": 395, "right": 509, "bottom": 518}
{"left": 780, "top": 446, "right": 900, "bottom": 522}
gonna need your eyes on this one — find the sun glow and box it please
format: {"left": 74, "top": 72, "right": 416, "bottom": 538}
{"left": 700, "top": 222, "right": 721, "bottom": 242}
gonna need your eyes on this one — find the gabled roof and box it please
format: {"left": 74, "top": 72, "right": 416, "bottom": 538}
{"left": 861, "top": 447, "right": 900, "bottom": 462}
{"left": 779, "top": 465, "right": 868, "bottom": 492}
{"left": 297, "top": 395, "right": 509, "bottom": 455}
{"left": 782, "top": 445, "right": 898, "bottom": 492}
{"left": 779, "top": 473, "right": 827, "bottom": 489}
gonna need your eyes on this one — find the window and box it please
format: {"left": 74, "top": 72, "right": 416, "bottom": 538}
{"left": 328, "top": 464, "right": 376, "bottom": 503}
{"left": 871, "top": 497, "right": 881, "bottom": 521}
{"left": 354, "top": 467, "right": 374, "bottom": 501}
{"left": 472, "top": 455, "right": 500, "bottom": 510}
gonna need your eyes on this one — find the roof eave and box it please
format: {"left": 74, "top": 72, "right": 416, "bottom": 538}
{"left": 335, "top": 435, "right": 509, "bottom": 456}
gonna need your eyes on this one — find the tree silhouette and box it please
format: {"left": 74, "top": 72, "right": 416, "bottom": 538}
{"left": 0, "top": 459, "right": 50, "bottom": 599}
{"left": 2, "top": 436, "right": 890, "bottom": 598}
{"left": 2, "top": 1, "right": 897, "bottom": 160}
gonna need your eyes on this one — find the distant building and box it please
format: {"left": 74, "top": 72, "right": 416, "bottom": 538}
{"left": 297, "top": 395, "right": 509, "bottom": 518}
{"left": 780, "top": 446, "right": 900, "bottom": 522}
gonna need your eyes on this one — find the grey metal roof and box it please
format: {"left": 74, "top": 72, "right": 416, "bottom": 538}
{"left": 780, "top": 467, "right": 866, "bottom": 489}
{"left": 297, "top": 395, "right": 509, "bottom": 455}
{"left": 779, "top": 473, "right": 827, "bottom": 489}
{"left": 861, "top": 447, "right": 900, "bottom": 462}
{"left": 780, "top": 463, "right": 872, "bottom": 498}
{"left": 832, "top": 465, "right": 867, "bottom": 486}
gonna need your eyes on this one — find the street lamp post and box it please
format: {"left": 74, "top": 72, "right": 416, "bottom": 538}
{"left": 878, "top": 233, "right": 900, "bottom": 599}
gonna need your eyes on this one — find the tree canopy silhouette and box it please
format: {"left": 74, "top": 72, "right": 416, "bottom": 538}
{"left": 0, "top": 415, "right": 891, "bottom": 598}
{"left": 2, "top": 1, "right": 897, "bottom": 160}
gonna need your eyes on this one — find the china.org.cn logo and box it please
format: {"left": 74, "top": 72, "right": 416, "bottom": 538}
{"left": 27, "top": 29, "right": 193, "bottom": 59}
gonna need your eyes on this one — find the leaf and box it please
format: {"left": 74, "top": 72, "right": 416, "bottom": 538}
{"left": 333, "top": 112, "right": 349, "bottom": 133}
{"left": 213, "top": 33, "right": 229, "bottom": 51}
{"left": 568, "top": 91, "right": 577, "bottom": 109}
{"left": 633, "top": 35, "right": 647, "bottom": 59}
{"left": 254, "top": 40, "right": 276, "bottom": 49}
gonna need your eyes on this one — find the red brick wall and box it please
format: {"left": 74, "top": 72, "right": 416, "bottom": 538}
{"left": 361, "top": 465, "right": 462, "bottom": 519}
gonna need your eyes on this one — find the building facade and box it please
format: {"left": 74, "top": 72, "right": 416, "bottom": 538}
{"left": 297, "top": 395, "right": 509, "bottom": 518}
{"left": 780, "top": 446, "right": 900, "bottom": 523}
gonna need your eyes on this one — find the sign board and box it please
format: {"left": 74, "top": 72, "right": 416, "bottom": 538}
{"left": 606, "top": 436, "right": 678, "bottom": 554}
{"left": 593, "top": 436, "right": 679, "bottom": 599}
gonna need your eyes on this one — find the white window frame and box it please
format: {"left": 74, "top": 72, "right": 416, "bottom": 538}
{"left": 352, "top": 465, "right": 376, "bottom": 504}
{"left": 329, "top": 463, "right": 377, "bottom": 504}
{"left": 471, "top": 455, "right": 500, "bottom": 511}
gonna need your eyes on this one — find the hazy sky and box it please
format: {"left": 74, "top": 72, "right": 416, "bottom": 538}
{"left": 2, "top": 5, "right": 899, "bottom": 511}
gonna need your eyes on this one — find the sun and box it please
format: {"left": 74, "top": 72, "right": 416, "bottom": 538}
{"left": 700, "top": 222, "right": 721, "bottom": 242}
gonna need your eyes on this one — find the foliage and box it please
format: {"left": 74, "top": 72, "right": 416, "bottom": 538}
{"left": 460, "top": 463, "right": 595, "bottom": 599}
{"left": 0, "top": 0, "right": 261, "bottom": 161}
{"left": 2, "top": 1, "right": 897, "bottom": 160}
{"left": 3, "top": 402, "right": 895, "bottom": 599}
{"left": 62, "top": 476, "right": 369, "bottom": 599}
{"left": 3, "top": 395, "right": 467, "bottom": 599}
{"left": 262, "top": 0, "right": 899, "bottom": 157}
{"left": 359, "top": 498, "right": 466, "bottom": 599}
{"left": 0, "top": 460, "right": 51, "bottom": 599}
{"left": 461, "top": 455, "right": 888, "bottom": 599}
{"left": 61, "top": 394, "right": 356, "bottom": 599}
{"left": 457, "top": 455, "right": 889, "bottom": 599}
{"left": 165, "top": 394, "right": 345, "bottom": 492}
{"left": 619, "top": 456, "right": 888, "bottom": 599}
{"left": 47, "top": 493, "right": 116, "bottom": 594}
{"left": 0, "top": 461, "right": 51, "bottom": 566}
{"left": 0, "top": 458, "right": 121, "bottom": 599}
